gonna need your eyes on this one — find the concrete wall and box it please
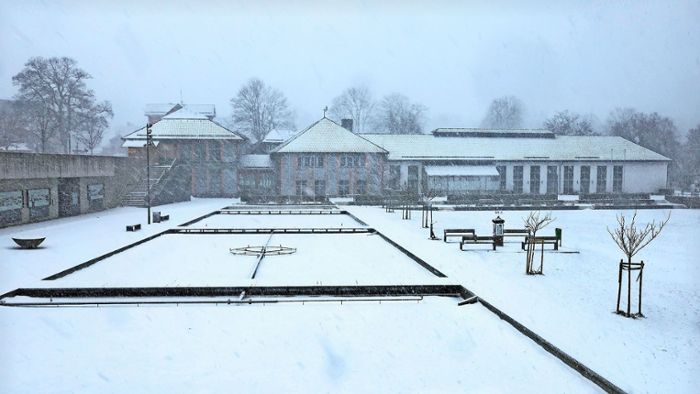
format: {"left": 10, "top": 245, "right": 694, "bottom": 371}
{"left": 0, "top": 152, "right": 140, "bottom": 228}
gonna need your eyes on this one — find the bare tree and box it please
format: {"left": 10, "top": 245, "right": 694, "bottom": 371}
{"left": 605, "top": 108, "right": 680, "bottom": 157}
{"left": 373, "top": 93, "right": 427, "bottom": 134}
{"left": 12, "top": 57, "right": 111, "bottom": 153}
{"left": 679, "top": 124, "right": 700, "bottom": 189}
{"left": 481, "top": 95, "right": 524, "bottom": 129}
{"left": 607, "top": 211, "right": 670, "bottom": 317}
{"left": 606, "top": 108, "right": 681, "bottom": 185}
{"left": 329, "top": 85, "right": 375, "bottom": 132}
{"left": 0, "top": 100, "right": 27, "bottom": 150}
{"left": 544, "top": 110, "right": 597, "bottom": 136}
{"left": 231, "top": 78, "right": 294, "bottom": 143}
{"left": 24, "top": 101, "right": 56, "bottom": 153}
{"left": 75, "top": 101, "right": 113, "bottom": 154}
{"left": 523, "top": 211, "right": 555, "bottom": 275}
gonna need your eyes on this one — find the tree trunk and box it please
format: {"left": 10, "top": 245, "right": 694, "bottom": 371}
{"left": 627, "top": 255, "right": 632, "bottom": 316}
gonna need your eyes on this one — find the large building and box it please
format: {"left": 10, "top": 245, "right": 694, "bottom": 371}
{"left": 122, "top": 105, "right": 247, "bottom": 198}
{"left": 120, "top": 106, "right": 670, "bottom": 204}
{"left": 363, "top": 128, "right": 670, "bottom": 196}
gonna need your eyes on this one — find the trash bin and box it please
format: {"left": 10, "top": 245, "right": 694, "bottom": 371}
{"left": 555, "top": 227, "right": 562, "bottom": 247}
{"left": 152, "top": 211, "right": 161, "bottom": 223}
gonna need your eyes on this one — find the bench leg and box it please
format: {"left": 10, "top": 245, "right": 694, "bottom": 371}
{"left": 492, "top": 242, "right": 496, "bottom": 251}
{"left": 554, "top": 242, "right": 559, "bottom": 251}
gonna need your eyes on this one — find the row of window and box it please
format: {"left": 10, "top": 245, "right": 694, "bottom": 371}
{"left": 298, "top": 154, "right": 367, "bottom": 169}
{"left": 507, "top": 165, "right": 623, "bottom": 194}
{"left": 295, "top": 180, "right": 367, "bottom": 197}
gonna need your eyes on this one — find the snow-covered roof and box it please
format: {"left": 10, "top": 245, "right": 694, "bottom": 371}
{"left": 122, "top": 119, "right": 245, "bottom": 141}
{"left": 363, "top": 134, "right": 670, "bottom": 162}
{"left": 240, "top": 154, "right": 274, "bottom": 169}
{"left": 162, "top": 107, "right": 209, "bottom": 120}
{"left": 273, "top": 118, "right": 387, "bottom": 154}
{"left": 144, "top": 103, "right": 216, "bottom": 118}
{"left": 424, "top": 165, "right": 499, "bottom": 177}
{"left": 263, "top": 128, "right": 298, "bottom": 143}
{"left": 122, "top": 140, "right": 159, "bottom": 148}
{"left": 144, "top": 103, "right": 179, "bottom": 116}
{"left": 0, "top": 142, "right": 32, "bottom": 152}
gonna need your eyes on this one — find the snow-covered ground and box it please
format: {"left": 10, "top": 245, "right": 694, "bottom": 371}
{"left": 0, "top": 198, "right": 233, "bottom": 294}
{"left": 343, "top": 206, "right": 700, "bottom": 393}
{"left": 2, "top": 201, "right": 698, "bottom": 392}
{"left": 0, "top": 297, "right": 598, "bottom": 393}
{"left": 41, "top": 232, "right": 439, "bottom": 287}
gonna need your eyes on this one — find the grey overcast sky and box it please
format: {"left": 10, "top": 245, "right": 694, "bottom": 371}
{"left": 1, "top": 0, "right": 699, "bottom": 140}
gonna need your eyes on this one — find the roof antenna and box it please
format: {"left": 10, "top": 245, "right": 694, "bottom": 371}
{"left": 323, "top": 106, "right": 328, "bottom": 118}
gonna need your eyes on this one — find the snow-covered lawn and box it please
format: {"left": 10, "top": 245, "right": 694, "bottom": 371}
{"left": 343, "top": 206, "right": 700, "bottom": 393}
{"left": 2, "top": 201, "right": 697, "bottom": 392}
{"left": 43, "top": 232, "right": 439, "bottom": 287}
{"left": 0, "top": 297, "right": 598, "bottom": 393}
{"left": 0, "top": 198, "right": 233, "bottom": 294}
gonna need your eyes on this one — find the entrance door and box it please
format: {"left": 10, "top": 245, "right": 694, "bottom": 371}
{"left": 529, "top": 166, "right": 540, "bottom": 194}
{"left": 580, "top": 166, "right": 590, "bottom": 194}
{"left": 58, "top": 178, "right": 80, "bottom": 217}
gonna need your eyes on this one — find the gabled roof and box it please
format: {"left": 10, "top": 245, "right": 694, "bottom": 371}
{"left": 363, "top": 134, "right": 670, "bottom": 162}
{"left": 263, "top": 128, "right": 298, "bottom": 144}
{"left": 122, "top": 118, "right": 246, "bottom": 141}
{"left": 272, "top": 117, "right": 387, "bottom": 154}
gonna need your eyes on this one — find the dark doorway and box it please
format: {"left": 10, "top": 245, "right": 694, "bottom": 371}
{"left": 58, "top": 178, "right": 80, "bottom": 217}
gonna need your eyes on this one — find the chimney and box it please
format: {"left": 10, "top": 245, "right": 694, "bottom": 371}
{"left": 341, "top": 118, "right": 354, "bottom": 132}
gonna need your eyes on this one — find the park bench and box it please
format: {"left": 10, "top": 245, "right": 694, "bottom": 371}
{"left": 126, "top": 224, "right": 141, "bottom": 232}
{"left": 160, "top": 214, "right": 170, "bottom": 222}
{"left": 522, "top": 236, "right": 559, "bottom": 251}
{"left": 444, "top": 228, "right": 476, "bottom": 242}
{"left": 460, "top": 235, "right": 496, "bottom": 251}
{"left": 504, "top": 228, "right": 530, "bottom": 238}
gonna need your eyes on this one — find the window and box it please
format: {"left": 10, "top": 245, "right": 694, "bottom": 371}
{"left": 340, "top": 154, "right": 364, "bottom": 167}
{"left": 580, "top": 166, "right": 590, "bottom": 194}
{"left": 596, "top": 166, "right": 607, "bottom": 193}
{"left": 87, "top": 183, "right": 104, "bottom": 211}
{"left": 28, "top": 188, "right": 50, "bottom": 219}
{"left": 338, "top": 180, "right": 349, "bottom": 196}
{"left": 529, "top": 166, "right": 540, "bottom": 194}
{"left": 613, "top": 166, "right": 623, "bottom": 193}
{"left": 389, "top": 165, "right": 401, "bottom": 189}
{"left": 260, "top": 175, "right": 274, "bottom": 188}
{"left": 298, "top": 155, "right": 323, "bottom": 168}
{"left": 209, "top": 169, "right": 222, "bottom": 194}
{"left": 0, "top": 190, "right": 23, "bottom": 225}
{"left": 192, "top": 143, "right": 205, "bottom": 162}
{"left": 546, "top": 166, "right": 558, "bottom": 194}
{"left": 497, "top": 166, "right": 506, "bottom": 191}
{"left": 407, "top": 165, "right": 419, "bottom": 192}
{"left": 296, "top": 180, "right": 307, "bottom": 196}
{"left": 563, "top": 166, "right": 574, "bottom": 194}
{"left": 314, "top": 180, "right": 325, "bottom": 197}
{"left": 356, "top": 180, "right": 366, "bottom": 195}
{"left": 513, "top": 166, "right": 523, "bottom": 193}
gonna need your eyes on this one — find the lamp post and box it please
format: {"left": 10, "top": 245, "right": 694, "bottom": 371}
{"left": 492, "top": 214, "right": 505, "bottom": 247}
{"left": 146, "top": 123, "right": 153, "bottom": 224}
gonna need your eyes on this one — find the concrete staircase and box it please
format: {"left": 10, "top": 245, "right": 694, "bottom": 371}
{"left": 121, "top": 160, "right": 175, "bottom": 207}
